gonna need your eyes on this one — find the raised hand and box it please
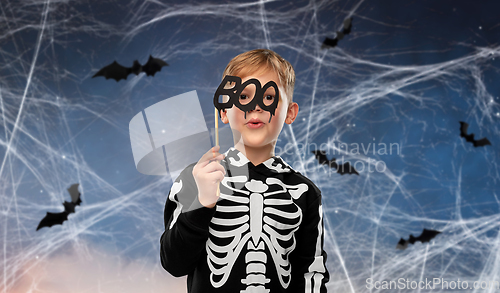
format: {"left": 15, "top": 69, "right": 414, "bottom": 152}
{"left": 192, "top": 146, "right": 226, "bottom": 208}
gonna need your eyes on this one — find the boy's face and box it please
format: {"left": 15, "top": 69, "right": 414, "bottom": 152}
{"left": 220, "top": 69, "right": 298, "bottom": 150}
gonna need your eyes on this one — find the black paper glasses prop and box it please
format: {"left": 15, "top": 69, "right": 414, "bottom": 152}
{"left": 213, "top": 75, "right": 280, "bottom": 123}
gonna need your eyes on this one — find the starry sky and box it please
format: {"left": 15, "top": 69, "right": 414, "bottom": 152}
{"left": 1, "top": 0, "right": 500, "bottom": 292}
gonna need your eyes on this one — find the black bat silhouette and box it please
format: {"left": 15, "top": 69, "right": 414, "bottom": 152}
{"left": 322, "top": 17, "right": 353, "bottom": 49}
{"left": 459, "top": 121, "right": 491, "bottom": 147}
{"left": 92, "top": 55, "right": 168, "bottom": 82}
{"left": 311, "top": 150, "right": 359, "bottom": 175}
{"left": 36, "top": 184, "right": 82, "bottom": 231}
{"left": 396, "top": 228, "right": 441, "bottom": 250}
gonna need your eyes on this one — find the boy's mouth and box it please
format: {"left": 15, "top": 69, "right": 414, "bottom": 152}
{"left": 246, "top": 118, "right": 264, "bottom": 129}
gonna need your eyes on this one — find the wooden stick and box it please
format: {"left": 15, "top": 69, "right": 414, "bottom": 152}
{"left": 215, "top": 108, "right": 220, "bottom": 197}
{"left": 215, "top": 108, "right": 219, "bottom": 146}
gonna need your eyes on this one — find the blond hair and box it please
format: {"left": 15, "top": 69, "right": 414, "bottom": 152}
{"left": 222, "top": 49, "right": 295, "bottom": 105}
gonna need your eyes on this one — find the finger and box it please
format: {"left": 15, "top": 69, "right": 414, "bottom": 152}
{"left": 198, "top": 153, "right": 225, "bottom": 169}
{"left": 196, "top": 171, "right": 225, "bottom": 187}
{"left": 203, "top": 160, "right": 226, "bottom": 175}
{"left": 197, "top": 146, "right": 224, "bottom": 166}
{"left": 214, "top": 153, "right": 225, "bottom": 161}
{"left": 205, "top": 170, "right": 225, "bottom": 183}
{"left": 211, "top": 146, "right": 225, "bottom": 161}
{"left": 201, "top": 146, "right": 220, "bottom": 161}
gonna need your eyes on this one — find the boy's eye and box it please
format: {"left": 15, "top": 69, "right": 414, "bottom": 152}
{"left": 264, "top": 95, "right": 274, "bottom": 106}
{"left": 239, "top": 95, "right": 248, "bottom": 104}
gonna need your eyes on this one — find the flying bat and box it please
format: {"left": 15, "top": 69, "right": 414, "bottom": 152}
{"left": 92, "top": 55, "right": 168, "bottom": 82}
{"left": 36, "top": 184, "right": 82, "bottom": 231}
{"left": 311, "top": 150, "right": 359, "bottom": 175}
{"left": 459, "top": 121, "right": 491, "bottom": 147}
{"left": 322, "top": 17, "right": 353, "bottom": 49}
{"left": 396, "top": 228, "right": 441, "bottom": 250}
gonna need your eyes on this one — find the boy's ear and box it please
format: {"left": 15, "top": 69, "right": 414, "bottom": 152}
{"left": 220, "top": 109, "right": 229, "bottom": 124}
{"left": 285, "top": 102, "right": 299, "bottom": 124}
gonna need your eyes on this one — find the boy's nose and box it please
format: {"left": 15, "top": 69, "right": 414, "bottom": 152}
{"left": 249, "top": 104, "right": 263, "bottom": 112}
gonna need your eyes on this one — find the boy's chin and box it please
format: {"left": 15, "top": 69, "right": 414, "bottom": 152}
{"left": 239, "top": 139, "right": 275, "bottom": 149}
{"left": 231, "top": 130, "right": 277, "bottom": 149}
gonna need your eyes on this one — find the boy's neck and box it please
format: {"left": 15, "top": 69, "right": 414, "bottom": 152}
{"left": 234, "top": 143, "right": 275, "bottom": 166}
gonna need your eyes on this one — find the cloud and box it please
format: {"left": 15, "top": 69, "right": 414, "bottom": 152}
{"left": 9, "top": 242, "right": 187, "bottom": 293}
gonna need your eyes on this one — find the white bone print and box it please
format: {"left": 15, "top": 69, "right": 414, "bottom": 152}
{"left": 206, "top": 177, "right": 308, "bottom": 291}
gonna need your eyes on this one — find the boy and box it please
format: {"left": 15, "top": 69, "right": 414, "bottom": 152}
{"left": 160, "top": 49, "right": 329, "bottom": 292}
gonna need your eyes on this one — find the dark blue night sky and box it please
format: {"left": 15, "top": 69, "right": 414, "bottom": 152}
{"left": 1, "top": 0, "right": 499, "bottom": 292}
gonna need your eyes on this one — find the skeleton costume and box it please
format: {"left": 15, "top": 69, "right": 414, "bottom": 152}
{"left": 160, "top": 147, "right": 329, "bottom": 292}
